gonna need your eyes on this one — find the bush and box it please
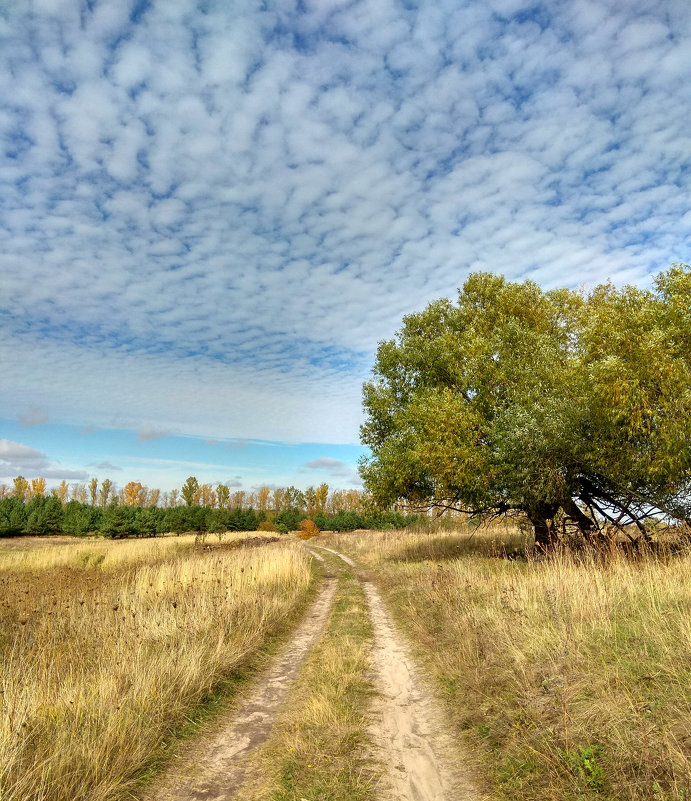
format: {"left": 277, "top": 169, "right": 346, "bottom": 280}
{"left": 297, "top": 519, "right": 320, "bottom": 540}
{"left": 257, "top": 520, "right": 278, "bottom": 533}
{"left": 274, "top": 508, "right": 305, "bottom": 533}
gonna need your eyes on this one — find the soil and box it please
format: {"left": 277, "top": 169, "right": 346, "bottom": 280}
{"left": 139, "top": 566, "right": 337, "bottom": 801}
{"left": 195, "top": 535, "right": 280, "bottom": 552}
{"left": 313, "top": 545, "right": 478, "bottom": 801}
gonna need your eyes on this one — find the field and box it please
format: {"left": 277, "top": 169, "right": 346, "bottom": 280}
{"left": 0, "top": 533, "right": 314, "bottom": 801}
{"left": 2, "top": 527, "right": 691, "bottom": 801}
{"left": 322, "top": 526, "right": 691, "bottom": 800}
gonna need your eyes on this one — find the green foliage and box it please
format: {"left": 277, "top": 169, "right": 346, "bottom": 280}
{"left": 62, "top": 500, "right": 101, "bottom": 536}
{"left": 163, "top": 504, "right": 207, "bottom": 534}
{"left": 274, "top": 507, "right": 305, "bottom": 533}
{"left": 559, "top": 745, "right": 605, "bottom": 791}
{"left": 100, "top": 503, "right": 138, "bottom": 539}
{"left": 180, "top": 476, "right": 199, "bottom": 506}
{"left": 313, "top": 513, "right": 328, "bottom": 531}
{"left": 327, "top": 510, "right": 419, "bottom": 532}
{"left": 138, "top": 505, "right": 164, "bottom": 537}
{"left": 360, "top": 265, "right": 691, "bottom": 545}
{"left": 0, "top": 497, "right": 28, "bottom": 536}
{"left": 24, "top": 495, "right": 63, "bottom": 535}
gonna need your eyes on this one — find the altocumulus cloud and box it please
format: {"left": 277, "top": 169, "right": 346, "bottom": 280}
{"left": 0, "top": 0, "right": 689, "bottom": 445}
{"left": 304, "top": 456, "right": 362, "bottom": 486}
{"left": 18, "top": 407, "right": 49, "bottom": 427}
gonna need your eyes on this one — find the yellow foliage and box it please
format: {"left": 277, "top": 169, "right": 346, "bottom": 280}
{"left": 297, "top": 519, "right": 320, "bottom": 540}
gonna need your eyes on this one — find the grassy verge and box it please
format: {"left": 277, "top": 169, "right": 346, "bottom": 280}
{"left": 323, "top": 529, "right": 691, "bottom": 801}
{"left": 253, "top": 553, "right": 378, "bottom": 801}
{"left": 0, "top": 536, "right": 314, "bottom": 801}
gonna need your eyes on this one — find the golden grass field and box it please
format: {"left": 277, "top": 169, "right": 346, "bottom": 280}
{"left": 3, "top": 526, "right": 691, "bottom": 801}
{"left": 0, "top": 533, "right": 313, "bottom": 801}
{"left": 323, "top": 526, "right": 691, "bottom": 800}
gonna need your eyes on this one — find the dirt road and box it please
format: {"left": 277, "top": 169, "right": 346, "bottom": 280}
{"left": 313, "top": 545, "right": 475, "bottom": 801}
{"left": 140, "top": 569, "right": 337, "bottom": 801}
{"left": 141, "top": 544, "right": 477, "bottom": 801}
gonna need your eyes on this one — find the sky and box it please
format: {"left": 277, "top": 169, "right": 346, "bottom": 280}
{"left": 1, "top": 0, "right": 690, "bottom": 495}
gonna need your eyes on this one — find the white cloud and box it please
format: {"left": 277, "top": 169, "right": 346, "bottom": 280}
{"left": 0, "top": 439, "right": 46, "bottom": 467}
{"left": 0, "top": 439, "right": 87, "bottom": 480}
{"left": 0, "top": 0, "right": 689, "bottom": 450}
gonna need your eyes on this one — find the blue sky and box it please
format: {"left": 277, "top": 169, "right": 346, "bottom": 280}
{"left": 1, "top": 0, "right": 689, "bottom": 494}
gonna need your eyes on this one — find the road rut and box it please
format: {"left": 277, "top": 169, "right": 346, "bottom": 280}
{"left": 140, "top": 569, "right": 337, "bottom": 801}
{"left": 313, "top": 544, "right": 477, "bottom": 801}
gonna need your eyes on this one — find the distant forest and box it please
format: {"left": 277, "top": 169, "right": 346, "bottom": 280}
{"left": 0, "top": 475, "right": 422, "bottom": 537}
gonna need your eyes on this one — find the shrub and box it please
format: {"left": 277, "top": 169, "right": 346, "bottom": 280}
{"left": 313, "top": 513, "right": 328, "bottom": 531}
{"left": 257, "top": 520, "right": 279, "bottom": 533}
{"left": 297, "top": 519, "right": 320, "bottom": 540}
{"left": 275, "top": 507, "right": 304, "bottom": 533}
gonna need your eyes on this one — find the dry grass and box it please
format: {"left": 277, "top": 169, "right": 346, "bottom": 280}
{"left": 0, "top": 535, "right": 313, "bottom": 801}
{"left": 324, "top": 528, "right": 691, "bottom": 801}
{"left": 253, "top": 552, "right": 377, "bottom": 801}
{"left": 0, "top": 532, "right": 271, "bottom": 574}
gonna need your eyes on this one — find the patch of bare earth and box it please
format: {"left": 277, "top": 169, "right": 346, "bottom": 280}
{"left": 139, "top": 572, "right": 337, "bottom": 801}
{"left": 315, "top": 545, "right": 480, "bottom": 801}
{"left": 140, "top": 543, "right": 479, "bottom": 801}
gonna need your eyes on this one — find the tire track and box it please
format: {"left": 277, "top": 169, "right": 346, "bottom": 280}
{"left": 311, "top": 544, "right": 477, "bottom": 801}
{"left": 140, "top": 567, "right": 337, "bottom": 801}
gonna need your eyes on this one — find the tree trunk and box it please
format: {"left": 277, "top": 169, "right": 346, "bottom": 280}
{"left": 527, "top": 502, "right": 559, "bottom": 548}
{"left": 531, "top": 516, "right": 552, "bottom": 548}
{"left": 562, "top": 498, "right": 597, "bottom": 540}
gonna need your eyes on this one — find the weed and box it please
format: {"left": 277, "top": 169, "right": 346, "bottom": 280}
{"left": 323, "top": 527, "right": 691, "bottom": 801}
{"left": 0, "top": 534, "right": 313, "bottom": 801}
{"left": 559, "top": 744, "right": 605, "bottom": 790}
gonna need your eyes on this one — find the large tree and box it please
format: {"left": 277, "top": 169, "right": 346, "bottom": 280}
{"left": 360, "top": 265, "right": 691, "bottom": 546}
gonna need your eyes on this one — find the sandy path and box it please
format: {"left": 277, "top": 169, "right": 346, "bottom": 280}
{"left": 140, "top": 568, "right": 337, "bottom": 801}
{"left": 312, "top": 544, "right": 477, "bottom": 801}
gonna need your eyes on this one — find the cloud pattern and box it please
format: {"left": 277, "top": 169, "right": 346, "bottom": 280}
{"left": 1, "top": 0, "right": 689, "bottom": 445}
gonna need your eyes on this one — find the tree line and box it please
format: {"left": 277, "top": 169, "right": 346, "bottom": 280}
{"left": 0, "top": 475, "right": 421, "bottom": 537}
{"left": 0, "top": 476, "right": 366, "bottom": 515}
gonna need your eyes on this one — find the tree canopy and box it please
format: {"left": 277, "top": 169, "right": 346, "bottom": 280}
{"left": 360, "top": 264, "right": 691, "bottom": 546}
